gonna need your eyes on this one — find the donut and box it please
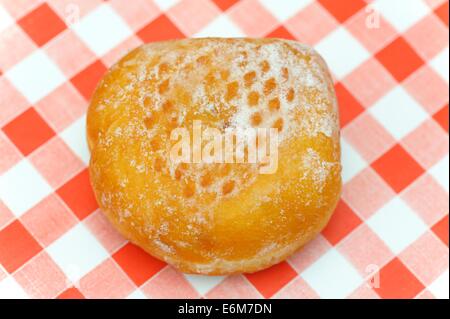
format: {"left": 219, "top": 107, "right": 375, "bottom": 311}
{"left": 87, "top": 38, "right": 341, "bottom": 275}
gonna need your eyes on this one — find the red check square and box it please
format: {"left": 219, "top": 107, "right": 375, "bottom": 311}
{"left": 57, "top": 287, "right": 85, "bottom": 299}
{"left": 56, "top": 169, "right": 98, "bottom": 220}
{"left": 266, "top": 26, "right": 296, "bottom": 40}
{"left": 0, "top": 220, "right": 42, "bottom": 273}
{"left": 318, "top": 0, "right": 366, "bottom": 23}
{"left": 376, "top": 37, "right": 425, "bottom": 82}
{"left": 434, "top": 1, "right": 448, "bottom": 26}
{"left": 137, "top": 15, "right": 185, "bottom": 43}
{"left": 212, "top": 0, "right": 240, "bottom": 11}
{"left": 433, "top": 104, "right": 449, "bottom": 132}
{"left": 335, "top": 82, "right": 365, "bottom": 127}
{"left": 321, "top": 200, "right": 362, "bottom": 245}
{"left": 113, "top": 243, "right": 166, "bottom": 286}
{"left": 372, "top": 144, "right": 425, "bottom": 193}
{"left": 18, "top": 3, "right": 67, "bottom": 47}
{"left": 374, "top": 258, "right": 425, "bottom": 299}
{"left": 432, "top": 214, "right": 449, "bottom": 246}
{"left": 245, "top": 261, "right": 297, "bottom": 298}
{"left": 71, "top": 60, "right": 107, "bottom": 101}
{"left": 2, "top": 107, "right": 55, "bottom": 156}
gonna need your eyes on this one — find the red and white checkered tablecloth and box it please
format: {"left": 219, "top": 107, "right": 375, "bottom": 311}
{"left": 0, "top": 0, "right": 448, "bottom": 299}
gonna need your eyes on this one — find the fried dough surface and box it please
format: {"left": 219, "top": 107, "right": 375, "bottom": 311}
{"left": 88, "top": 38, "right": 341, "bottom": 274}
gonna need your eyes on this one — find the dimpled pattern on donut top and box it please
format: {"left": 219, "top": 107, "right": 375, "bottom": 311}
{"left": 87, "top": 38, "right": 341, "bottom": 275}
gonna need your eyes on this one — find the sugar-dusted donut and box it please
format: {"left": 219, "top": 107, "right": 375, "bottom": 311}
{"left": 87, "top": 38, "right": 341, "bottom": 275}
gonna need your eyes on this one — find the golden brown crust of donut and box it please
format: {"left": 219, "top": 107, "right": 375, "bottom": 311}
{"left": 87, "top": 38, "right": 341, "bottom": 275}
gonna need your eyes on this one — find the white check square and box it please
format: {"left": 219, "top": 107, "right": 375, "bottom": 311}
{"left": 430, "top": 47, "right": 449, "bottom": 83}
{"left": 302, "top": 249, "right": 363, "bottom": 298}
{"left": 429, "top": 155, "right": 449, "bottom": 192}
{"left": 315, "top": 27, "right": 370, "bottom": 79}
{"left": 153, "top": 0, "right": 181, "bottom": 11}
{"left": 60, "top": 115, "right": 90, "bottom": 165}
{"left": 259, "top": 0, "right": 313, "bottom": 21}
{"left": 369, "top": 86, "right": 428, "bottom": 140}
{"left": 127, "top": 289, "right": 147, "bottom": 299}
{"left": 5, "top": 50, "right": 65, "bottom": 104}
{"left": 371, "top": 0, "right": 430, "bottom": 32}
{"left": 71, "top": 4, "right": 132, "bottom": 56}
{"left": 428, "top": 269, "right": 449, "bottom": 299}
{"left": 194, "top": 15, "right": 244, "bottom": 38}
{"left": 47, "top": 223, "right": 108, "bottom": 283}
{"left": 341, "top": 137, "right": 367, "bottom": 183}
{"left": 367, "top": 197, "right": 427, "bottom": 254}
{"left": 0, "top": 277, "right": 29, "bottom": 299}
{"left": 0, "top": 159, "right": 52, "bottom": 217}
{"left": 0, "top": 5, "right": 13, "bottom": 33}
{"left": 183, "top": 274, "right": 226, "bottom": 295}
